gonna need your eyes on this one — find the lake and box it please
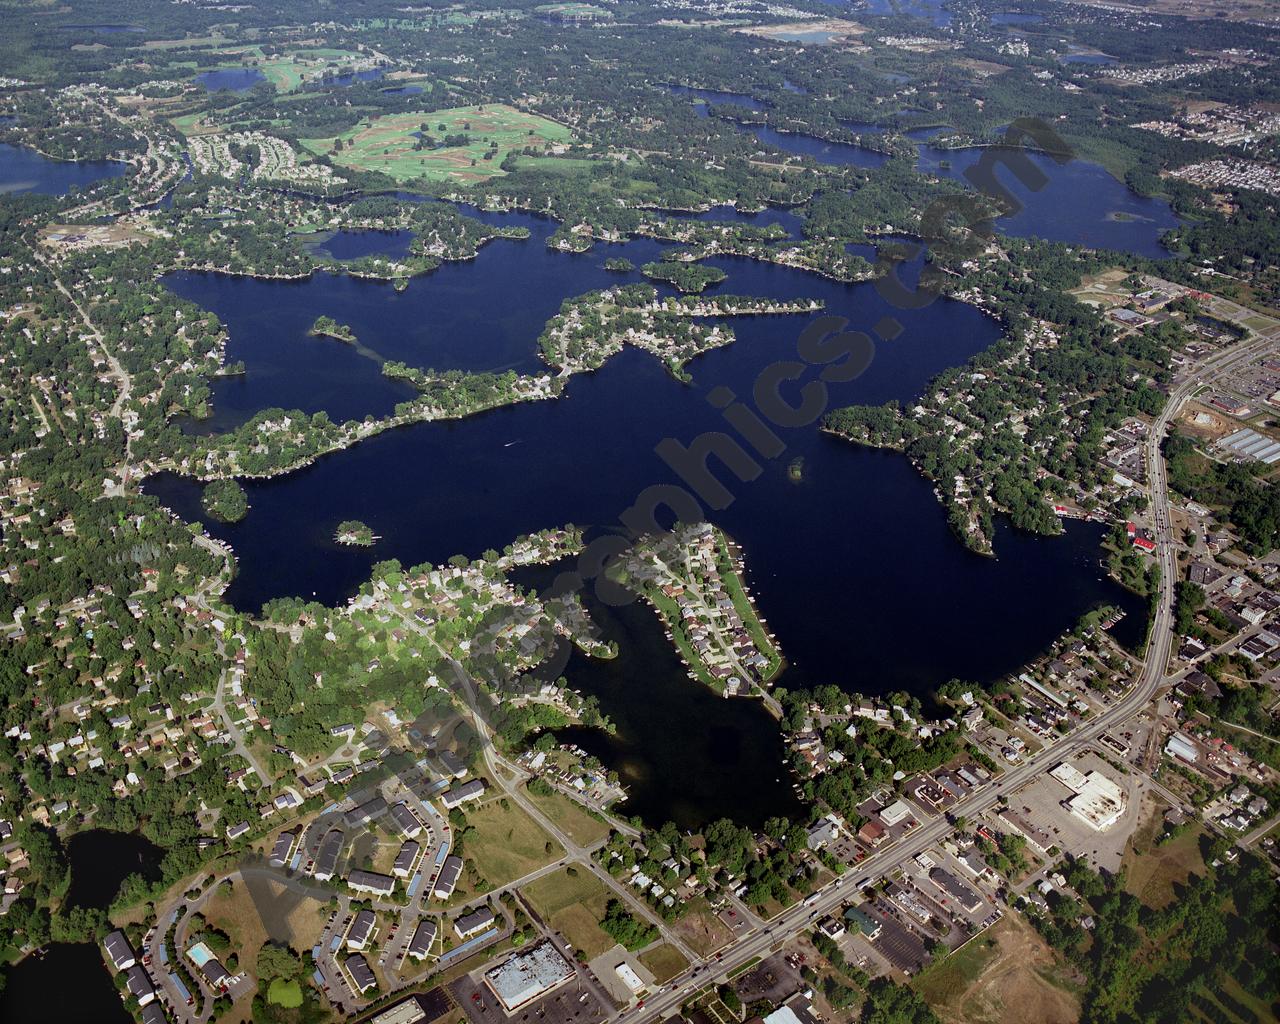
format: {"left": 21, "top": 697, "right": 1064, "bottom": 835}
{"left": 59, "top": 23, "right": 144, "bottom": 33}
{"left": 0, "top": 943, "right": 132, "bottom": 1024}
{"left": 916, "top": 144, "right": 1179, "bottom": 257}
{"left": 0, "top": 142, "right": 127, "bottom": 196}
{"left": 666, "top": 84, "right": 761, "bottom": 118}
{"left": 863, "top": 0, "right": 952, "bottom": 27}
{"left": 198, "top": 67, "right": 267, "bottom": 92}
{"left": 65, "top": 828, "right": 165, "bottom": 910}
{"left": 323, "top": 68, "right": 385, "bottom": 87}
{"left": 147, "top": 210, "right": 1148, "bottom": 830}
{"left": 514, "top": 562, "right": 805, "bottom": 830}
{"left": 741, "top": 125, "right": 890, "bottom": 169}
{"left": 307, "top": 227, "right": 417, "bottom": 261}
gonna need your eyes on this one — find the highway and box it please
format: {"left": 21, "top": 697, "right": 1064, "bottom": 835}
{"left": 621, "top": 328, "right": 1279, "bottom": 1024}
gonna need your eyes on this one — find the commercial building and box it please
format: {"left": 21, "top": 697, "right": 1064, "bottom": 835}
{"left": 433, "top": 854, "right": 463, "bottom": 898}
{"left": 614, "top": 961, "right": 646, "bottom": 995}
{"left": 843, "top": 905, "right": 882, "bottom": 939}
{"left": 1164, "top": 732, "right": 1199, "bottom": 764}
{"left": 454, "top": 906, "right": 496, "bottom": 939}
{"left": 929, "top": 867, "right": 982, "bottom": 912}
{"left": 1050, "top": 762, "right": 1126, "bottom": 830}
{"left": 406, "top": 919, "right": 438, "bottom": 961}
{"left": 879, "top": 799, "right": 913, "bottom": 828}
{"left": 371, "top": 998, "right": 429, "bottom": 1024}
{"left": 483, "top": 941, "right": 576, "bottom": 1011}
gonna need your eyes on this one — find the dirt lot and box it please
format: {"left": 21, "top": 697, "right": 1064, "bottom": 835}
{"left": 669, "top": 898, "right": 732, "bottom": 958}
{"left": 1121, "top": 794, "right": 1206, "bottom": 910}
{"left": 915, "top": 914, "right": 1080, "bottom": 1024}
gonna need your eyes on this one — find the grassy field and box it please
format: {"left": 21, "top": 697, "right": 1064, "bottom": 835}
{"left": 1123, "top": 823, "right": 1206, "bottom": 909}
{"left": 523, "top": 783, "right": 612, "bottom": 848}
{"left": 463, "top": 797, "right": 563, "bottom": 887}
{"left": 913, "top": 915, "right": 1079, "bottom": 1024}
{"left": 522, "top": 867, "right": 615, "bottom": 959}
{"left": 267, "top": 978, "right": 303, "bottom": 1008}
{"left": 639, "top": 943, "right": 688, "bottom": 984}
{"left": 914, "top": 931, "right": 1003, "bottom": 1009}
{"left": 197, "top": 48, "right": 373, "bottom": 92}
{"left": 669, "top": 897, "right": 732, "bottom": 958}
{"left": 300, "top": 104, "right": 574, "bottom": 184}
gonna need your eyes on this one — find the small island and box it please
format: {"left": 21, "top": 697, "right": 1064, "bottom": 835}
{"left": 334, "top": 519, "right": 378, "bottom": 546}
{"left": 787, "top": 456, "right": 805, "bottom": 483}
{"left": 640, "top": 260, "right": 727, "bottom": 294}
{"left": 201, "top": 478, "right": 249, "bottom": 523}
{"left": 309, "top": 315, "right": 357, "bottom": 343}
{"left": 603, "top": 257, "right": 635, "bottom": 273}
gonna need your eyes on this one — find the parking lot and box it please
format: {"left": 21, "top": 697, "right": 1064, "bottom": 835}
{"left": 450, "top": 971, "right": 609, "bottom": 1024}
{"left": 999, "top": 751, "right": 1143, "bottom": 874}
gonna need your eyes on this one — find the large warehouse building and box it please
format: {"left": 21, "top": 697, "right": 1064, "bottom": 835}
{"left": 483, "top": 942, "right": 576, "bottom": 1013}
{"left": 1050, "top": 762, "right": 1126, "bottom": 830}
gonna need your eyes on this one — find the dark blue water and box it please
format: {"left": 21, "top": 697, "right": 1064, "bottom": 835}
{"left": 0, "top": 143, "right": 127, "bottom": 195}
{"left": 323, "top": 68, "right": 384, "bottom": 87}
{"left": 863, "top": 0, "right": 952, "bottom": 27}
{"left": 165, "top": 231, "right": 675, "bottom": 432}
{"left": 667, "top": 84, "right": 762, "bottom": 118}
{"left": 744, "top": 125, "right": 890, "bottom": 169}
{"left": 382, "top": 85, "right": 424, "bottom": 95}
{"left": 515, "top": 562, "right": 806, "bottom": 830}
{"left": 904, "top": 125, "right": 949, "bottom": 141}
{"left": 147, "top": 212, "right": 1149, "bottom": 826}
{"left": 916, "top": 145, "right": 1178, "bottom": 257}
{"left": 198, "top": 68, "right": 266, "bottom": 92}
{"left": 689, "top": 203, "right": 804, "bottom": 236}
{"left": 0, "top": 944, "right": 131, "bottom": 1024}
{"left": 149, "top": 221, "right": 1145, "bottom": 686}
{"left": 65, "top": 829, "right": 165, "bottom": 910}
{"left": 311, "top": 228, "right": 416, "bottom": 260}
{"left": 60, "top": 22, "right": 144, "bottom": 32}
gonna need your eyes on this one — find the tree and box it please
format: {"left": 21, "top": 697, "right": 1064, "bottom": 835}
{"left": 256, "top": 942, "right": 302, "bottom": 982}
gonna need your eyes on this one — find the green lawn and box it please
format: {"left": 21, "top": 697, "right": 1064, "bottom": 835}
{"left": 523, "top": 784, "right": 612, "bottom": 848}
{"left": 267, "top": 977, "right": 303, "bottom": 1008}
{"left": 462, "top": 797, "right": 562, "bottom": 887}
{"left": 639, "top": 943, "right": 689, "bottom": 984}
{"left": 522, "top": 867, "right": 615, "bottom": 959}
{"left": 300, "top": 104, "right": 574, "bottom": 184}
{"left": 913, "top": 931, "right": 1000, "bottom": 1008}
